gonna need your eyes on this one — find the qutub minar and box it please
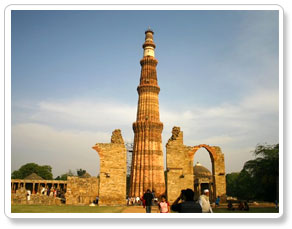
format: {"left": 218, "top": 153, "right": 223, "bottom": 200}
{"left": 129, "top": 28, "right": 166, "bottom": 197}
{"left": 11, "top": 29, "right": 226, "bottom": 207}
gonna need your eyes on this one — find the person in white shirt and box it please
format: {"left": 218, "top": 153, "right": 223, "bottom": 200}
{"left": 199, "top": 189, "right": 213, "bottom": 213}
{"left": 136, "top": 196, "right": 140, "bottom": 205}
{"left": 41, "top": 186, "right": 46, "bottom": 195}
{"left": 27, "top": 190, "right": 31, "bottom": 201}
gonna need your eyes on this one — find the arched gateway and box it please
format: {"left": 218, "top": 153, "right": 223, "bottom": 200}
{"left": 166, "top": 127, "right": 226, "bottom": 204}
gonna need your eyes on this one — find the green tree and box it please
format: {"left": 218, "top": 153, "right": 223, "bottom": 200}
{"left": 225, "top": 144, "right": 279, "bottom": 202}
{"left": 11, "top": 163, "right": 53, "bottom": 180}
{"left": 55, "top": 169, "right": 75, "bottom": 180}
{"left": 226, "top": 172, "right": 239, "bottom": 197}
{"left": 77, "top": 168, "right": 86, "bottom": 177}
{"left": 243, "top": 143, "right": 279, "bottom": 201}
{"left": 55, "top": 174, "right": 68, "bottom": 180}
{"left": 235, "top": 169, "right": 255, "bottom": 200}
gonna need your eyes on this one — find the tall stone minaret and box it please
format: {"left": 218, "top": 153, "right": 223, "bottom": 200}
{"left": 129, "top": 29, "right": 165, "bottom": 198}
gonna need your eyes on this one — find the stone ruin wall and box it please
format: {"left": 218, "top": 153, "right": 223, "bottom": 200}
{"left": 92, "top": 129, "right": 127, "bottom": 206}
{"left": 166, "top": 126, "right": 227, "bottom": 204}
{"left": 65, "top": 176, "right": 99, "bottom": 205}
{"left": 166, "top": 127, "right": 194, "bottom": 204}
{"left": 211, "top": 147, "right": 226, "bottom": 201}
{"left": 11, "top": 187, "right": 62, "bottom": 206}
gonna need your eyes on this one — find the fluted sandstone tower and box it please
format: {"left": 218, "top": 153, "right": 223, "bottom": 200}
{"left": 129, "top": 29, "right": 165, "bottom": 197}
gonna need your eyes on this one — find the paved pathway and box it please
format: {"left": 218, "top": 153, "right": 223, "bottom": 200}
{"left": 122, "top": 205, "right": 160, "bottom": 213}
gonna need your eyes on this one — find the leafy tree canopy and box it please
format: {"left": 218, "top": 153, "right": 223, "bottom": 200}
{"left": 226, "top": 143, "right": 279, "bottom": 202}
{"left": 55, "top": 169, "right": 75, "bottom": 180}
{"left": 11, "top": 163, "right": 53, "bottom": 180}
{"left": 77, "top": 168, "right": 87, "bottom": 177}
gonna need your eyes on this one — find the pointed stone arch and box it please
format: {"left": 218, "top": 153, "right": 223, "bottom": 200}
{"left": 166, "top": 127, "right": 226, "bottom": 204}
{"left": 190, "top": 144, "right": 226, "bottom": 202}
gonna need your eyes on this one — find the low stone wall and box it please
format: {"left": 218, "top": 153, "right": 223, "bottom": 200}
{"left": 65, "top": 176, "right": 99, "bottom": 205}
{"left": 11, "top": 187, "right": 62, "bottom": 205}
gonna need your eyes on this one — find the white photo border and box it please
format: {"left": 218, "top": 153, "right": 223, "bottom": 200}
{"left": 4, "top": 4, "right": 284, "bottom": 219}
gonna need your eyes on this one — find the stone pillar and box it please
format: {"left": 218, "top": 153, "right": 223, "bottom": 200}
{"left": 92, "top": 129, "right": 127, "bottom": 206}
{"left": 166, "top": 127, "right": 194, "bottom": 204}
{"left": 212, "top": 147, "right": 227, "bottom": 202}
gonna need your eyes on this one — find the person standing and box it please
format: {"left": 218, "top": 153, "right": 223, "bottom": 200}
{"left": 275, "top": 200, "right": 278, "bottom": 209}
{"left": 215, "top": 196, "right": 220, "bottom": 207}
{"left": 199, "top": 189, "right": 213, "bottom": 213}
{"left": 136, "top": 196, "right": 140, "bottom": 205}
{"left": 41, "top": 186, "right": 45, "bottom": 195}
{"left": 158, "top": 195, "right": 170, "bottom": 213}
{"left": 143, "top": 189, "right": 154, "bottom": 213}
{"left": 171, "top": 189, "right": 202, "bottom": 213}
{"left": 244, "top": 201, "right": 249, "bottom": 211}
{"left": 26, "top": 189, "right": 31, "bottom": 201}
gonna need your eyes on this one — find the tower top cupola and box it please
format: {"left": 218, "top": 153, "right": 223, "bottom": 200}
{"left": 143, "top": 27, "right": 156, "bottom": 57}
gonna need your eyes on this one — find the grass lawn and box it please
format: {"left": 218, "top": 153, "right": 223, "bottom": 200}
{"left": 11, "top": 205, "right": 126, "bottom": 213}
{"left": 212, "top": 207, "right": 279, "bottom": 213}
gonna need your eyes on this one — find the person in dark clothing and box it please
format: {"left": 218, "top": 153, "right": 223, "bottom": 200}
{"left": 215, "top": 196, "right": 220, "bottom": 207}
{"left": 238, "top": 201, "right": 244, "bottom": 211}
{"left": 171, "top": 189, "right": 202, "bottom": 213}
{"left": 143, "top": 189, "right": 154, "bottom": 213}
{"left": 227, "top": 201, "right": 235, "bottom": 211}
{"left": 93, "top": 196, "right": 99, "bottom": 205}
{"left": 244, "top": 201, "right": 249, "bottom": 211}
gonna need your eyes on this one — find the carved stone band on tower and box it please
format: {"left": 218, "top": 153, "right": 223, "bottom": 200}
{"left": 129, "top": 29, "right": 166, "bottom": 198}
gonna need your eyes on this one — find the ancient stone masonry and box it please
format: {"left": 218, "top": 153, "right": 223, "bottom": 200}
{"left": 10, "top": 29, "right": 230, "bottom": 207}
{"left": 92, "top": 129, "right": 127, "bottom": 206}
{"left": 11, "top": 187, "right": 62, "bottom": 205}
{"left": 166, "top": 127, "right": 227, "bottom": 204}
{"left": 129, "top": 29, "right": 165, "bottom": 198}
{"left": 11, "top": 178, "right": 67, "bottom": 194}
{"left": 191, "top": 145, "right": 227, "bottom": 203}
{"left": 65, "top": 176, "right": 99, "bottom": 205}
{"left": 166, "top": 127, "right": 193, "bottom": 203}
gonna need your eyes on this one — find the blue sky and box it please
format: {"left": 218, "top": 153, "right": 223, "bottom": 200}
{"left": 11, "top": 10, "right": 279, "bottom": 177}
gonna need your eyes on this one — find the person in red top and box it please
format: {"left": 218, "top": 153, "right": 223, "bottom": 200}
{"left": 158, "top": 195, "right": 170, "bottom": 213}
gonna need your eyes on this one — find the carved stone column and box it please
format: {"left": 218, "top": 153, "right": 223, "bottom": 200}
{"left": 130, "top": 29, "right": 165, "bottom": 198}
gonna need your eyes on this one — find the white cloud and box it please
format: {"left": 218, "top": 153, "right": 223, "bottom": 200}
{"left": 12, "top": 122, "right": 109, "bottom": 177}
{"left": 160, "top": 88, "right": 279, "bottom": 173}
{"left": 32, "top": 100, "right": 136, "bottom": 133}
{"left": 241, "top": 88, "right": 279, "bottom": 113}
{"left": 12, "top": 86, "right": 278, "bottom": 175}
